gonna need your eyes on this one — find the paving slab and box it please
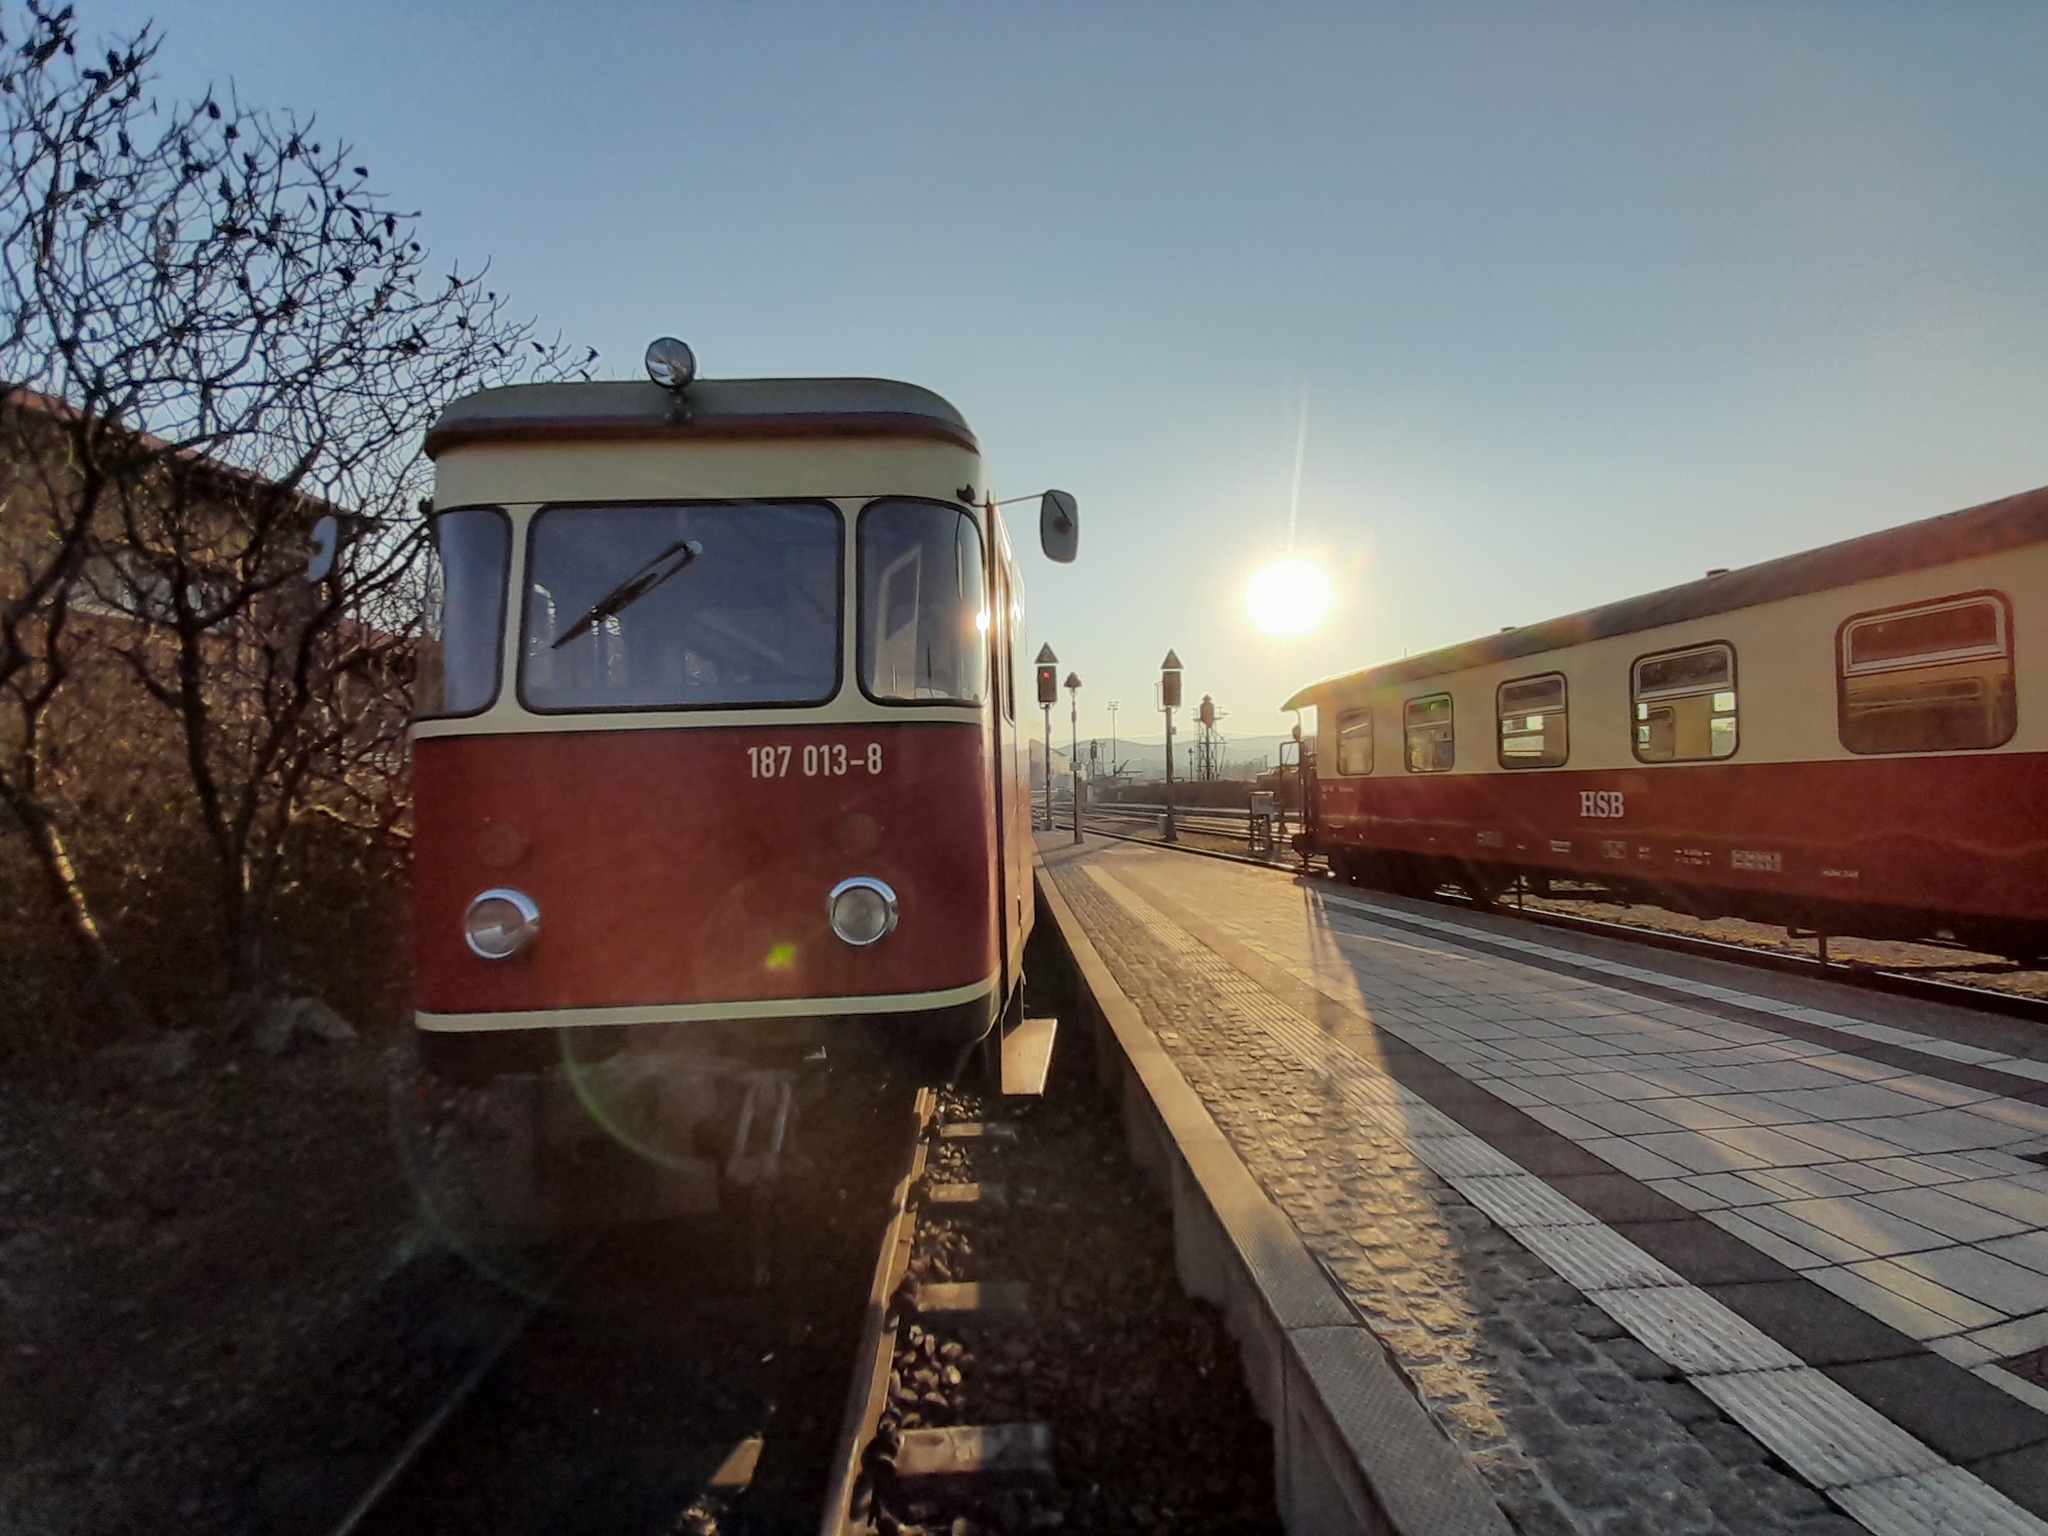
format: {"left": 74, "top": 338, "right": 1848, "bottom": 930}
{"left": 1041, "top": 836, "right": 2048, "bottom": 1536}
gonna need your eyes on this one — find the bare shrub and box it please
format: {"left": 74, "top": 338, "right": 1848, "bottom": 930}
{"left": 0, "top": 1, "right": 590, "bottom": 1056}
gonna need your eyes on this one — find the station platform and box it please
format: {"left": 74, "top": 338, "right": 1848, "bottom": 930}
{"left": 1036, "top": 832, "right": 2048, "bottom": 1536}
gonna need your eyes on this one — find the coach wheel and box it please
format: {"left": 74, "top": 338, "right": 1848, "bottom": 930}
{"left": 1459, "top": 865, "right": 1509, "bottom": 913}
{"left": 1382, "top": 858, "right": 1427, "bottom": 898}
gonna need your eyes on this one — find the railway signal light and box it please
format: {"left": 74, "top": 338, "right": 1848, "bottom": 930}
{"left": 1035, "top": 643, "right": 1059, "bottom": 706}
{"left": 1160, "top": 649, "right": 1183, "bottom": 710}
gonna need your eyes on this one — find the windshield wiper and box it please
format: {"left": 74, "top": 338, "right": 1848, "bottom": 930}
{"left": 551, "top": 538, "right": 702, "bottom": 649}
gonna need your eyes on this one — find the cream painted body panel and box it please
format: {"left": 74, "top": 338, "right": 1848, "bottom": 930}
{"left": 1315, "top": 542, "right": 2048, "bottom": 775}
{"left": 417, "top": 972, "right": 998, "bottom": 1033}
{"left": 432, "top": 437, "right": 980, "bottom": 513}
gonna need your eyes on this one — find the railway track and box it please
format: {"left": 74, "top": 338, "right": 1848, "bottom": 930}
{"left": 1082, "top": 807, "right": 2048, "bottom": 1026}
{"left": 819, "top": 969, "right": 1282, "bottom": 1536}
{"left": 328, "top": 1074, "right": 916, "bottom": 1536}
{"left": 818, "top": 1091, "right": 1060, "bottom": 1536}
{"left": 329, "top": 1002, "right": 1276, "bottom": 1535}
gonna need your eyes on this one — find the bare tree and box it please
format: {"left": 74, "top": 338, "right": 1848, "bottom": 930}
{"left": 0, "top": 0, "right": 591, "bottom": 1022}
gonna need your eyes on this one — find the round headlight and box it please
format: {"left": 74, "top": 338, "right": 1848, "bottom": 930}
{"left": 465, "top": 888, "right": 540, "bottom": 960}
{"left": 827, "top": 877, "right": 898, "bottom": 947}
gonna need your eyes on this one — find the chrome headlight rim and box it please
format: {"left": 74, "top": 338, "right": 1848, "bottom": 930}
{"left": 826, "top": 875, "right": 899, "bottom": 947}
{"left": 464, "top": 887, "right": 541, "bottom": 961}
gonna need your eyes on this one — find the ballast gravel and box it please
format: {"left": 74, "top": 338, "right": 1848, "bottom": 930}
{"left": 860, "top": 987, "right": 1282, "bottom": 1536}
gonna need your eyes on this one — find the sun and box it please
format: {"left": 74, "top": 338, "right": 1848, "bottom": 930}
{"left": 1244, "top": 557, "right": 1333, "bottom": 637}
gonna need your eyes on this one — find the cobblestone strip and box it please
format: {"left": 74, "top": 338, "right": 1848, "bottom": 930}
{"left": 1056, "top": 858, "right": 2040, "bottom": 1536}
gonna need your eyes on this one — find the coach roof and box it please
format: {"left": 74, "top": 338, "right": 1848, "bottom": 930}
{"left": 424, "top": 377, "right": 978, "bottom": 459}
{"left": 1282, "top": 483, "right": 2048, "bottom": 710}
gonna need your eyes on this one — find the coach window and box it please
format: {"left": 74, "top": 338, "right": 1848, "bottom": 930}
{"left": 1336, "top": 708, "right": 1373, "bottom": 774}
{"left": 860, "top": 499, "right": 988, "bottom": 705}
{"left": 1632, "top": 643, "right": 1737, "bottom": 762}
{"left": 1404, "top": 693, "right": 1454, "bottom": 773}
{"left": 1839, "top": 594, "right": 2015, "bottom": 753}
{"left": 522, "top": 501, "right": 841, "bottom": 712}
{"left": 421, "top": 507, "right": 509, "bottom": 717}
{"left": 1498, "top": 674, "right": 1568, "bottom": 768}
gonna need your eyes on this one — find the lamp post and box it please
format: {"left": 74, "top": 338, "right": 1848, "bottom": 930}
{"left": 1160, "top": 650, "right": 1183, "bottom": 844}
{"left": 1064, "top": 672, "right": 1083, "bottom": 844}
{"left": 1107, "top": 700, "right": 1119, "bottom": 781}
{"left": 1034, "top": 644, "right": 1057, "bottom": 831}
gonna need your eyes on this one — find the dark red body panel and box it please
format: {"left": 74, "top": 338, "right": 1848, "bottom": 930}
{"left": 414, "top": 723, "right": 997, "bottom": 1015}
{"left": 1316, "top": 754, "right": 2048, "bottom": 923}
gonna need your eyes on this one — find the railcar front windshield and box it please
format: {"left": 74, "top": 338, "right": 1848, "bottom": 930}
{"left": 859, "top": 499, "right": 988, "bottom": 705}
{"left": 521, "top": 501, "right": 841, "bottom": 712}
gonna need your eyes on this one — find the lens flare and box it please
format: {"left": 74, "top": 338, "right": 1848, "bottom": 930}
{"left": 1244, "top": 558, "right": 1333, "bottom": 637}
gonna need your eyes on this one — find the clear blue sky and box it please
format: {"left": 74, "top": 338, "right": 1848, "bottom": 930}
{"left": 101, "top": 1, "right": 2048, "bottom": 743}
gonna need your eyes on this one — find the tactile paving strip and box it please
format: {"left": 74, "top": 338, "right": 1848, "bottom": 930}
{"left": 1589, "top": 1286, "right": 1805, "bottom": 1375}
{"left": 1442, "top": 1170, "right": 1598, "bottom": 1230}
{"left": 1693, "top": 1368, "right": 1946, "bottom": 1486}
{"left": 1832, "top": 1468, "right": 2048, "bottom": 1536}
{"left": 1403, "top": 1132, "right": 1524, "bottom": 1180}
{"left": 1508, "top": 1222, "right": 1688, "bottom": 1294}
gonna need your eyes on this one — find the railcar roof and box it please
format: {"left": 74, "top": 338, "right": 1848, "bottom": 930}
{"left": 424, "top": 377, "right": 978, "bottom": 458}
{"left": 1282, "top": 483, "right": 2048, "bottom": 710}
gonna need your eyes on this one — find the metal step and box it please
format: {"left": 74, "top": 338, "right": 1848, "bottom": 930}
{"left": 999, "top": 1015, "right": 1058, "bottom": 1096}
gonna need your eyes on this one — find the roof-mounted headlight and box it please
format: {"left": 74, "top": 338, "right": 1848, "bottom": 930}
{"left": 827, "top": 877, "right": 898, "bottom": 948}
{"left": 465, "top": 888, "right": 540, "bottom": 960}
{"left": 644, "top": 336, "right": 697, "bottom": 392}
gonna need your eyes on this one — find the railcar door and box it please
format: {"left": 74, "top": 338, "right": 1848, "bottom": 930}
{"left": 1287, "top": 731, "right": 1321, "bottom": 858}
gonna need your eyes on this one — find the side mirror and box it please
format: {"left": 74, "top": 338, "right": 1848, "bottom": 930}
{"left": 306, "top": 514, "right": 339, "bottom": 583}
{"left": 1039, "top": 489, "right": 1079, "bottom": 563}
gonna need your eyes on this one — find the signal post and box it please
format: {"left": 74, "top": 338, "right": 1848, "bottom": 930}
{"left": 1160, "top": 650, "right": 1182, "bottom": 844}
{"left": 1035, "top": 644, "right": 1058, "bottom": 831}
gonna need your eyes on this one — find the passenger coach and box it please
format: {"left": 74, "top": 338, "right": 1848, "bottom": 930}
{"left": 1288, "top": 487, "right": 2048, "bottom": 962}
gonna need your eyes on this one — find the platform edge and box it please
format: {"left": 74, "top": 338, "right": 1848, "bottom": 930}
{"left": 1034, "top": 853, "right": 1514, "bottom": 1536}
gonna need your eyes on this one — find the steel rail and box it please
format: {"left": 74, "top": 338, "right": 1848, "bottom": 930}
{"left": 1495, "top": 897, "right": 2048, "bottom": 1027}
{"left": 817, "top": 1086, "right": 938, "bottom": 1536}
{"left": 325, "top": 1288, "right": 555, "bottom": 1536}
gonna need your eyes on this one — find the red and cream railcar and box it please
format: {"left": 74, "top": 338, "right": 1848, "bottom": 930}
{"left": 412, "top": 356, "right": 1066, "bottom": 1117}
{"left": 1288, "top": 486, "right": 2048, "bottom": 961}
